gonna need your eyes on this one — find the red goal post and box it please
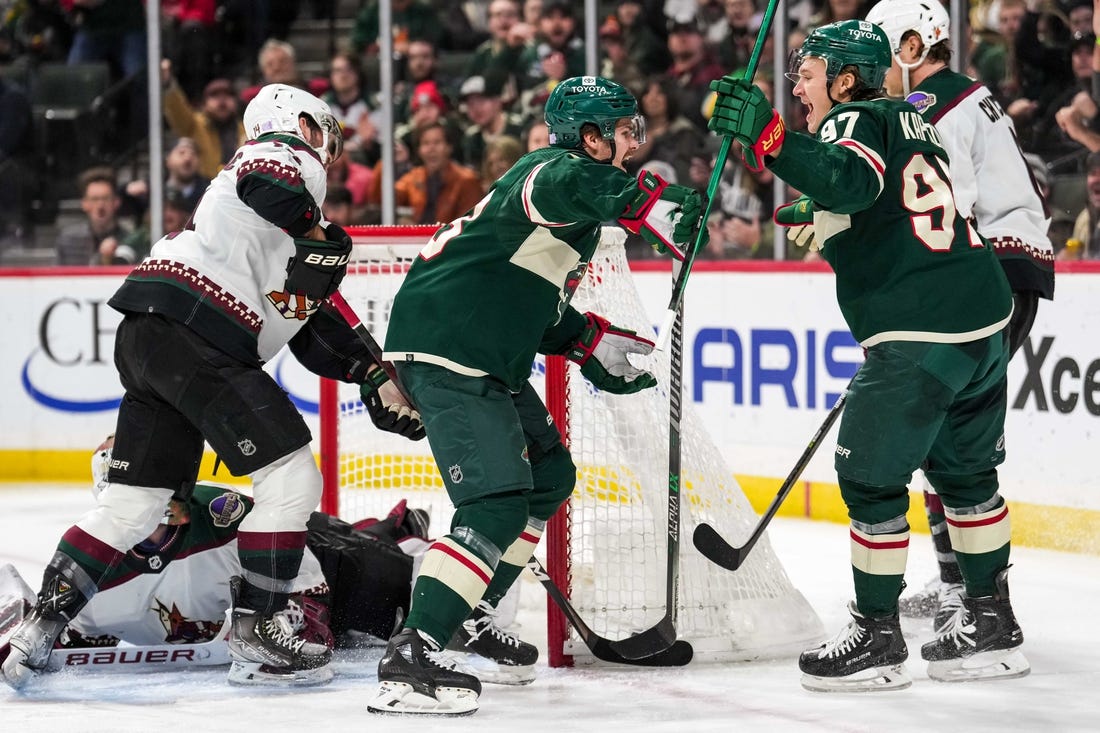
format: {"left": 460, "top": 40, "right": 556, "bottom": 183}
{"left": 320, "top": 225, "right": 824, "bottom": 668}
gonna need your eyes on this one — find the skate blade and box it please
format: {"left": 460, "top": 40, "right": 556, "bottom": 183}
{"left": 926, "top": 649, "right": 1030, "bottom": 682}
{"left": 444, "top": 651, "right": 536, "bottom": 686}
{"left": 367, "top": 680, "right": 479, "bottom": 716}
{"left": 227, "top": 661, "right": 334, "bottom": 687}
{"left": 801, "top": 664, "right": 912, "bottom": 693}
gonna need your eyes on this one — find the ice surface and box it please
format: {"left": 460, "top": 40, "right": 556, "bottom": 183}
{"left": 1, "top": 485, "right": 1097, "bottom": 733}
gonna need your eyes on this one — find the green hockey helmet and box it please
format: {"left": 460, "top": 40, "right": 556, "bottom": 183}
{"left": 544, "top": 76, "right": 645, "bottom": 150}
{"left": 788, "top": 20, "right": 892, "bottom": 92}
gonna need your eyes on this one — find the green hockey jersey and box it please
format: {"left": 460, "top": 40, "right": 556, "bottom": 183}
{"left": 383, "top": 146, "right": 642, "bottom": 391}
{"left": 770, "top": 97, "right": 1012, "bottom": 347}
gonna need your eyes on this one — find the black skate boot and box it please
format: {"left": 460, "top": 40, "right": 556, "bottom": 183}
{"left": 799, "top": 602, "right": 910, "bottom": 692}
{"left": 446, "top": 600, "right": 538, "bottom": 685}
{"left": 369, "top": 627, "right": 482, "bottom": 716}
{"left": 2, "top": 557, "right": 91, "bottom": 690}
{"left": 921, "top": 568, "right": 1029, "bottom": 682}
{"left": 226, "top": 577, "right": 333, "bottom": 686}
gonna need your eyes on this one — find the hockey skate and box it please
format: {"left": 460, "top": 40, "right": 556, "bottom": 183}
{"left": 1, "top": 567, "right": 87, "bottom": 690}
{"left": 369, "top": 627, "right": 482, "bottom": 716}
{"left": 226, "top": 579, "right": 333, "bottom": 687}
{"left": 799, "top": 602, "right": 910, "bottom": 692}
{"left": 445, "top": 600, "right": 538, "bottom": 685}
{"left": 898, "top": 576, "right": 963, "bottom": 623}
{"left": 921, "top": 569, "right": 1029, "bottom": 682}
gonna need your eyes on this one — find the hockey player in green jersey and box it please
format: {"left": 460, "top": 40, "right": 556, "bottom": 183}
{"left": 708, "top": 20, "right": 1028, "bottom": 691}
{"left": 368, "top": 76, "right": 705, "bottom": 716}
{"left": 865, "top": 0, "right": 1054, "bottom": 633}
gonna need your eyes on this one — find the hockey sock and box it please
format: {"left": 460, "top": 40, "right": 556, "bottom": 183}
{"left": 849, "top": 515, "right": 910, "bottom": 617}
{"left": 406, "top": 527, "right": 500, "bottom": 647}
{"left": 482, "top": 518, "right": 545, "bottom": 607}
{"left": 943, "top": 495, "right": 1011, "bottom": 598}
{"left": 923, "top": 489, "right": 963, "bottom": 584}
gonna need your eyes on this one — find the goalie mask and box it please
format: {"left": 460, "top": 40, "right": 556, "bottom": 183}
{"left": 544, "top": 76, "right": 645, "bottom": 158}
{"left": 865, "top": 0, "right": 950, "bottom": 95}
{"left": 243, "top": 83, "right": 344, "bottom": 165}
{"left": 787, "top": 20, "right": 892, "bottom": 97}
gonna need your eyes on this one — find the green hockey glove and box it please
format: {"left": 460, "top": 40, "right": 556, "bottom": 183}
{"left": 773, "top": 197, "right": 819, "bottom": 250}
{"left": 567, "top": 312, "right": 657, "bottom": 394}
{"left": 708, "top": 76, "right": 785, "bottom": 172}
{"left": 618, "top": 170, "right": 707, "bottom": 260}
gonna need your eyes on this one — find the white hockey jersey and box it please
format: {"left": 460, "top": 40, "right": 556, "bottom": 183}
{"left": 110, "top": 134, "right": 334, "bottom": 364}
{"left": 906, "top": 69, "right": 1055, "bottom": 298}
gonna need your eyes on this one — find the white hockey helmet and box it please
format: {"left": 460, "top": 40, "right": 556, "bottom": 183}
{"left": 865, "top": 0, "right": 950, "bottom": 55}
{"left": 243, "top": 83, "right": 344, "bottom": 164}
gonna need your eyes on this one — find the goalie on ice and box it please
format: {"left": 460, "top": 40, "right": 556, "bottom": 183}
{"left": 0, "top": 436, "right": 433, "bottom": 685}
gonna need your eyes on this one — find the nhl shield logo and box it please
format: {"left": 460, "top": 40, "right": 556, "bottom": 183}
{"left": 448, "top": 464, "right": 464, "bottom": 484}
{"left": 148, "top": 556, "right": 163, "bottom": 571}
{"left": 237, "top": 439, "right": 257, "bottom": 456}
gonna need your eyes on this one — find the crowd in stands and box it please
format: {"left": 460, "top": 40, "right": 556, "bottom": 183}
{"left": 1, "top": 0, "right": 1099, "bottom": 263}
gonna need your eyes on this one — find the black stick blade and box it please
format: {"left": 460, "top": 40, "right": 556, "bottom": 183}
{"left": 591, "top": 638, "right": 694, "bottom": 667}
{"left": 692, "top": 522, "right": 747, "bottom": 571}
{"left": 607, "top": 617, "right": 679, "bottom": 660}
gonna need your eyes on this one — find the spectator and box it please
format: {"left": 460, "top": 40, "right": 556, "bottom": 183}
{"left": 597, "top": 16, "right": 647, "bottom": 93}
{"left": 240, "top": 39, "right": 319, "bottom": 105}
{"left": 163, "top": 0, "right": 220, "bottom": 103}
{"left": 64, "top": 0, "right": 145, "bottom": 79}
{"left": 466, "top": 0, "right": 534, "bottom": 79}
{"left": 808, "top": 0, "right": 875, "bottom": 29}
{"left": 350, "top": 0, "right": 444, "bottom": 57}
{"left": 322, "top": 51, "right": 380, "bottom": 165}
{"left": 1070, "top": 149, "right": 1100, "bottom": 257}
{"left": 611, "top": 0, "right": 671, "bottom": 76}
{"left": 522, "top": 0, "right": 543, "bottom": 26}
{"left": 323, "top": 185, "right": 355, "bottom": 227}
{"left": 327, "top": 151, "right": 374, "bottom": 215}
{"left": 1009, "top": 0, "right": 1075, "bottom": 134}
{"left": 164, "top": 137, "right": 210, "bottom": 214}
{"left": 663, "top": 17, "right": 727, "bottom": 128}
{"left": 116, "top": 189, "right": 193, "bottom": 266}
{"left": 0, "top": 75, "right": 34, "bottom": 243}
{"left": 394, "top": 122, "right": 483, "bottom": 225}
{"left": 626, "top": 77, "right": 709, "bottom": 191}
{"left": 517, "top": 0, "right": 586, "bottom": 93}
{"left": 393, "top": 39, "right": 449, "bottom": 123}
{"left": 57, "top": 166, "right": 132, "bottom": 266}
{"left": 480, "top": 134, "right": 524, "bottom": 191}
{"left": 709, "top": 0, "right": 760, "bottom": 73}
{"left": 1068, "top": 0, "right": 1094, "bottom": 35}
{"left": 459, "top": 71, "right": 525, "bottom": 170}
{"left": 396, "top": 79, "right": 462, "bottom": 162}
{"left": 1023, "top": 30, "right": 1093, "bottom": 165}
{"left": 524, "top": 120, "right": 550, "bottom": 150}
{"left": 162, "top": 62, "right": 247, "bottom": 180}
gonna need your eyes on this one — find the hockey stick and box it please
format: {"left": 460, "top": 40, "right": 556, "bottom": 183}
{"left": 329, "top": 290, "right": 406, "bottom": 394}
{"left": 654, "top": 0, "right": 781, "bottom": 352}
{"left": 44, "top": 618, "right": 233, "bottom": 673}
{"left": 607, "top": 267, "right": 686, "bottom": 661}
{"left": 693, "top": 381, "right": 850, "bottom": 571}
{"left": 526, "top": 557, "right": 693, "bottom": 667}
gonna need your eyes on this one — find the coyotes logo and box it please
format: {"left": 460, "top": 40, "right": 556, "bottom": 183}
{"left": 153, "top": 599, "right": 224, "bottom": 643}
{"left": 266, "top": 289, "right": 320, "bottom": 321}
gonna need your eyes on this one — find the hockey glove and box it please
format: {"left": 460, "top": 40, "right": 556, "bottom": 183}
{"left": 360, "top": 366, "right": 426, "bottom": 440}
{"left": 774, "top": 197, "right": 819, "bottom": 251}
{"left": 284, "top": 224, "right": 353, "bottom": 300}
{"left": 567, "top": 312, "right": 657, "bottom": 394}
{"left": 618, "top": 170, "right": 707, "bottom": 260}
{"left": 708, "top": 76, "right": 784, "bottom": 173}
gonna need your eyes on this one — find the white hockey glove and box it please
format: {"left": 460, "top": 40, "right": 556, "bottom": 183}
{"left": 618, "top": 170, "right": 707, "bottom": 260}
{"left": 359, "top": 367, "right": 426, "bottom": 441}
{"left": 567, "top": 312, "right": 657, "bottom": 394}
{"left": 774, "top": 198, "right": 819, "bottom": 251}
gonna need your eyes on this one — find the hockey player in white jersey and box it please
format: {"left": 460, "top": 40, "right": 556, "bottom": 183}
{"left": 2, "top": 84, "right": 425, "bottom": 691}
{"left": 864, "top": 0, "right": 1053, "bottom": 655}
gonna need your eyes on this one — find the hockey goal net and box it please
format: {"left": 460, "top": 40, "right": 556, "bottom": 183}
{"left": 321, "top": 225, "right": 823, "bottom": 666}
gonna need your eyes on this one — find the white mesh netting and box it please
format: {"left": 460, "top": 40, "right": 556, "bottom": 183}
{"left": 330, "top": 227, "right": 823, "bottom": 663}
